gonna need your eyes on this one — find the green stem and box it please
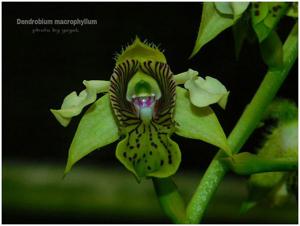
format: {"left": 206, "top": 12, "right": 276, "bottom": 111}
{"left": 186, "top": 23, "right": 298, "bottom": 224}
{"left": 152, "top": 178, "right": 186, "bottom": 223}
{"left": 223, "top": 152, "right": 298, "bottom": 175}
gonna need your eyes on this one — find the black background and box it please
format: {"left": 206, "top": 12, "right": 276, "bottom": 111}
{"left": 2, "top": 1, "right": 298, "bottom": 216}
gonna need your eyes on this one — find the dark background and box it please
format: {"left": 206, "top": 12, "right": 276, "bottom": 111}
{"left": 2, "top": 2, "right": 298, "bottom": 224}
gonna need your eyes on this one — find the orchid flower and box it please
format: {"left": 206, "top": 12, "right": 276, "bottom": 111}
{"left": 50, "top": 37, "right": 230, "bottom": 181}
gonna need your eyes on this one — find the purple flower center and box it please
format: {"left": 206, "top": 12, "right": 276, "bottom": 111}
{"left": 132, "top": 95, "right": 156, "bottom": 108}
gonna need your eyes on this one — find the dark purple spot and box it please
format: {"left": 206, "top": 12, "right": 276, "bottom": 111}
{"left": 168, "top": 155, "right": 172, "bottom": 164}
{"left": 273, "top": 6, "right": 279, "bottom": 12}
{"left": 151, "top": 142, "right": 158, "bottom": 148}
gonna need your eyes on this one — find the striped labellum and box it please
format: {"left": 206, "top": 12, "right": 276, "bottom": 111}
{"left": 109, "top": 38, "right": 180, "bottom": 179}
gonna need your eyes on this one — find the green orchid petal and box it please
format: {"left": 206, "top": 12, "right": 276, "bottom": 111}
{"left": 251, "top": 2, "right": 289, "bottom": 42}
{"left": 174, "top": 87, "right": 231, "bottom": 155}
{"left": 251, "top": 2, "right": 269, "bottom": 25}
{"left": 184, "top": 75, "right": 229, "bottom": 109}
{"left": 50, "top": 80, "right": 110, "bottom": 127}
{"left": 190, "top": 2, "right": 244, "bottom": 58}
{"left": 215, "top": 2, "right": 249, "bottom": 19}
{"left": 64, "top": 94, "right": 119, "bottom": 175}
{"left": 287, "top": 3, "right": 298, "bottom": 18}
{"left": 174, "top": 69, "right": 198, "bottom": 85}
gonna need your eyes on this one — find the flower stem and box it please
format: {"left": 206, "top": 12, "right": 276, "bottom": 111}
{"left": 222, "top": 152, "right": 298, "bottom": 175}
{"left": 152, "top": 178, "right": 186, "bottom": 223}
{"left": 185, "top": 22, "right": 298, "bottom": 224}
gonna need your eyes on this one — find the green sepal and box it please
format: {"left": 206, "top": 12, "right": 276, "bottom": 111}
{"left": 286, "top": 3, "right": 298, "bottom": 18}
{"left": 215, "top": 2, "right": 249, "bottom": 19}
{"left": 50, "top": 80, "right": 110, "bottom": 127}
{"left": 251, "top": 2, "right": 269, "bottom": 26}
{"left": 260, "top": 31, "right": 283, "bottom": 69}
{"left": 115, "top": 36, "right": 166, "bottom": 65}
{"left": 64, "top": 94, "right": 119, "bottom": 175}
{"left": 251, "top": 2, "right": 289, "bottom": 42}
{"left": 174, "top": 87, "right": 231, "bottom": 155}
{"left": 190, "top": 2, "right": 243, "bottom": 58}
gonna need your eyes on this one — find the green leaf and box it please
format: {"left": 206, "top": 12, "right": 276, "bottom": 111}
{"left": 64, "top": 94, "right": 119, "bottom": 174}
{"left": 50, "top": 80, "right": 110, "bottom": 127}
{"left": 190, "top": 2, "right": 241, "bottom": 58}
{"left": 184, "top": 76, "right": 229, "bottom": 109}
{"left": 174, "top": 87, "right": 231, "bottom": 155}
{"left": 260, "top": 31, "right": 283, "bottom": 68}
{"left": 222, "top": 152, "right": 298, "bottom": 175}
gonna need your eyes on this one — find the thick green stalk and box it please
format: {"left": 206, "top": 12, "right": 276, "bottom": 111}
{"left": 223, "top": 152, "right": 298, "bottom": 175}
{"left": 152, "top": 178, "right": 186, "bottom": 223}
{"left": 186, "top": 23, "right": 298, "bottom": 224}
